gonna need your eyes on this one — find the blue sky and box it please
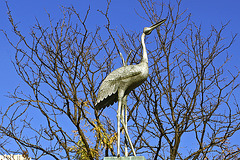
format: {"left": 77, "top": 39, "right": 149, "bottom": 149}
{"left": 1, "top": 0, "right": 240, "bottom": 102}
{"left": 0, "top": 0, "right": 240, "bottom": 158}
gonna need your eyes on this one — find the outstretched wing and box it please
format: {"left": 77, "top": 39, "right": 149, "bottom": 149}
{"left": 95, "top": 65, "right": 141, "bottom": 110}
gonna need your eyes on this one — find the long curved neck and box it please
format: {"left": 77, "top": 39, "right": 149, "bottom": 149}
{"left": 141, "top": 33, "right": 148, "bottom": 64}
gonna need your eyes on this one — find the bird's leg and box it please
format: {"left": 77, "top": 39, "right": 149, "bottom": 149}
{"left": 119, "top": 95, "right": 136, "bottom": 156}
{"left": 120, "top": 115, "right": 136, "bottom": 156}
{"left": 125, "top": 105, "right": 128, "bottom": 156}
{"left": 117, "top": 98, "right": 122, "bottom": 157}
{"left": 122, "top": 95, "right": 128, "bottom": 157}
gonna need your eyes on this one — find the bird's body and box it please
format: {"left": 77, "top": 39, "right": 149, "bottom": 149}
{"left": 96, "top": 61, "right": 148, "bottom": 110}
{"left": 95, "top": 19, "right": 166, "bottom": 157}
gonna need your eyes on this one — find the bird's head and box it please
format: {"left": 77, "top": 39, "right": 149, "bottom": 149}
{"left": 143, "top": 19, "right": 166, "bottom": 35}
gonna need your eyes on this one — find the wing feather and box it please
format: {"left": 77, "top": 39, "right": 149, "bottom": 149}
{"left": 95, "top": 65, "right": 142, "bottom": 110}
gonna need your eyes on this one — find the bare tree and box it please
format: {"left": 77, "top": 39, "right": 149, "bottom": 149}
{"left": 1, "top": 0, "right": 239, "bottom": 160}
{"left": 122, "top": 0, "right": 240, "bottom": 159}
{"left": 0, "top": 3, "right": 118, "bottom": 160}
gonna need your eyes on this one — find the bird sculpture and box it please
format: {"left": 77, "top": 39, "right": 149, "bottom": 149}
{"left": 95, "top": 19, "right": 166, "bottom": 157}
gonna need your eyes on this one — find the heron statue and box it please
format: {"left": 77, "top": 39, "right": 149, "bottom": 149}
{"left": 95, "top": 19, "right": 166, "bottom": 157}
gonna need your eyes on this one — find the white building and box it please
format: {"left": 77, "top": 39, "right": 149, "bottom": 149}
{"left": 0, "top": 154, "right": 31, "bottom": 160}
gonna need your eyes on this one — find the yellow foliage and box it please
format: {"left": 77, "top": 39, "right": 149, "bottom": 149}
{"left": 70, "top": 118, "right": 116, "bottom": 159}
{"left": 70, "top": 139, "right": 99, "bottom": 160}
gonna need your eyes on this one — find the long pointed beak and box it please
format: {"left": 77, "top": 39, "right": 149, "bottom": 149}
{"left": 149, "top": 19, "right": 167, "bottom": 31}
{"left": 144, "top": 18, "right": 166, "bottom": 35}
